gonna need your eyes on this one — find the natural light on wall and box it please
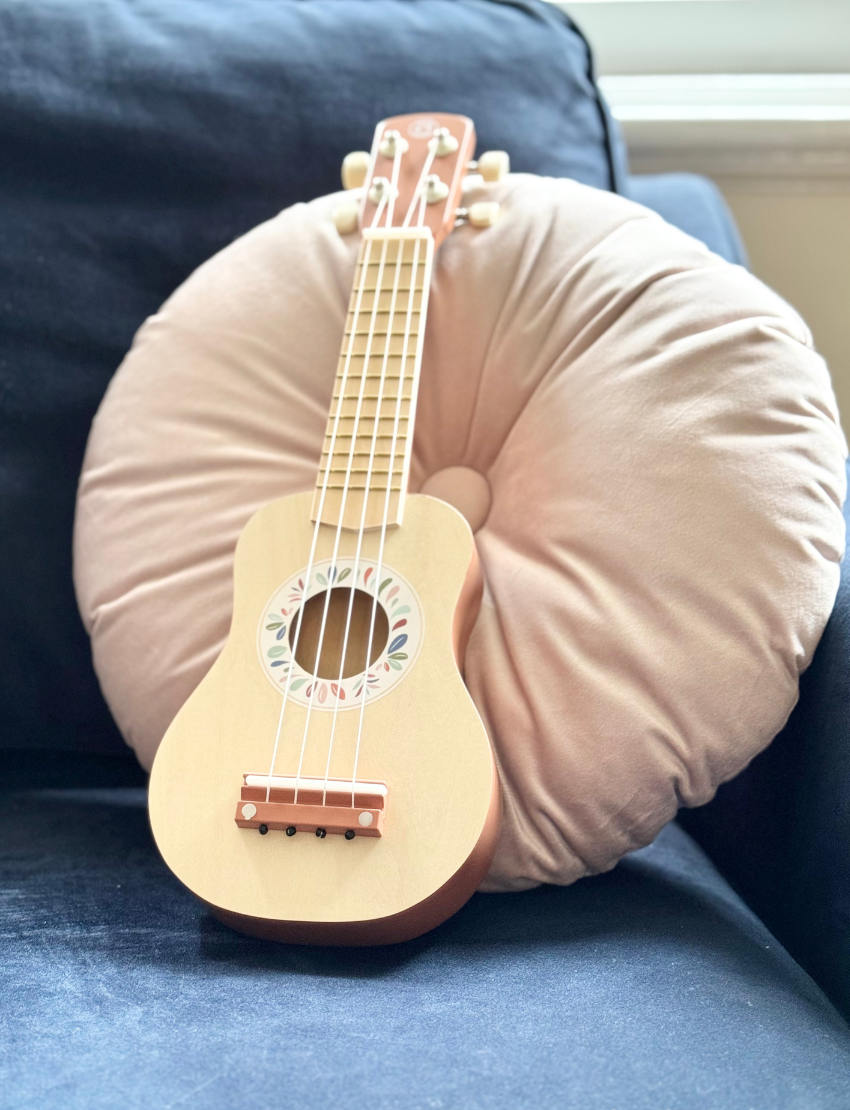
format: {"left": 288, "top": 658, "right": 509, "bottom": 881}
{"left": 549, "top": 0, "right": 850, "bottom": 438}
{"left": 602, "top": 74, "right": 850, "bottom": 122}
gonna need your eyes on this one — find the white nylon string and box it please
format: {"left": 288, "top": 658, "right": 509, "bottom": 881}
{"left": 324, "top": 149, "right": 408, "bottom": 808}
{"left": 385, "top": 138, "right": 403, "bottom": 227}
{"left": 401, "top": 140, "right": 437, "bottom": 228}
{"left": 324, "top": 227, "right": 408, "bottom": 799}
{"left": 263, "top": 188, "right": 390, "bottom": 804}
{"left": 291, "top": 143, "right": 406, "bottom": 804}
{"left": 349, "top": 204, "right": 428, "bottom": 805}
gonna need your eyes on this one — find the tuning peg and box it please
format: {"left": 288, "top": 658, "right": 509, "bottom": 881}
{"left": 341, "top": 151, "right": 370, "bottom": 191}
{"left": 379, "top": 130, "right": 409, "bottom": 158}
{"left": 368, "top": 177, "right": 398, "bottom": 205}
{"left": 476, "top": 151, "right": 510, "bottom": 183}
{"left": 423, "top": 174, "right": 449, "bottom": 204}
{"left": 430, "top": 127, "right": 459, "bottom": 157}
{"left": 467, "top": 201, "right": 501, "bottom": 228}
{"left": 333, "top": 201, "right": 360, "bottom": 235}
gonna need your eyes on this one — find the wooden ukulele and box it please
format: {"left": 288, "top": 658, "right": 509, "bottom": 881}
{"left": 149, "top": 114, "right": 510, "bottom": 945}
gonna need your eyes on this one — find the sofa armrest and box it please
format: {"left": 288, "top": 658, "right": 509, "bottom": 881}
{"left": 679, "top": 459, "right": 850, "bottom": 1017}
{"left": 626, "top": 172, "right": 748, "bottom": 267}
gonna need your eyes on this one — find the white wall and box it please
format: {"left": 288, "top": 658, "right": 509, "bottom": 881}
{"left": 720, "top": 187, "right": 850, "bottom": 441}
{"left": 557, "top": 0, "right": 850, "bottom": 437}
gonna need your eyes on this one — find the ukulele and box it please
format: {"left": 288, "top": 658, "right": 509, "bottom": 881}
{"left": 148, "top": 113, "right": 510, "bottom": 945}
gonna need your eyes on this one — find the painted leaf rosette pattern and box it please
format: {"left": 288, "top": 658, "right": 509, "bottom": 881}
{"left": 256, "top": 558, "right": 423, "bottom": 709}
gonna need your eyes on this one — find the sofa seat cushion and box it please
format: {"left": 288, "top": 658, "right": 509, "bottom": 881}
{"left": 2, "top": 787, "right": 849, "bottom": 1109}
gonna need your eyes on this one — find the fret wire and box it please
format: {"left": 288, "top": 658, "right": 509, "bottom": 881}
{"left": 334, "top": 368, "right": 413, "bottom": 376}
{"left": 328, "top": 426, "right": 406, "bottom": 434}
{"left": 350, "top": 288, "right": 421, "bottom": 297}
{"left": 353, "top": 278, "right": 417, "bottom": 286}
{"left": 323, "top": 484, "right": 403, "bottom": 492}
{"left": 343, "top": 307, "right": 421, "bottom": 315}
{"left": 326, "top": 410, "right": 410, "bottom": 417}
{"left": 324, "top": 427, "right": 407, "bottom": 434}
{"left": 339, "top": 349, "right": 418, "bottom": 357}
{"left": 357, "top": 259, "right": 420, "bottom": 269}
{"left": 322, "top": 433, "right": 408, "bottom": 441}
{"left": 321, "top": 467, "right": 405, "bottom": 475}
{"left": 328, "top": 404, "right": 412, "bottom": 412}
{"left": 323, "top": 438, "right": 406, "bottom": 446}
{"left": 343, "top": 311, "right": 421, "bottom": 319}
{"left": 340, "top": 346, "right": 419, "bottom": 353}
{"left": 321, "top": 449, "right": 396, "bottom": 457}
{"left": 354, "top": 259, "right": 423, "bottom": 267}
{"left": 357, "top": 266, "right": 419, "bottom": 275}
{"left": 321, "top": 458, "right": 405, "bottom": 466}
{"left": 332, "top": 394, "right": 413, "bottom": 402}
{"left": 343, "top": 329, "right": 421, "bottom": 338}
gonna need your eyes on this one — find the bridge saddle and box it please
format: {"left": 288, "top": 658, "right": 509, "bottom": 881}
{"left": 235, "top": 774, "right": 386, "bottom": 838}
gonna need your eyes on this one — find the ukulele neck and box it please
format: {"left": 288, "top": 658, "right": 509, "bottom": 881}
{"left": 312, "top": 227, "right": 434, "bottom": 532}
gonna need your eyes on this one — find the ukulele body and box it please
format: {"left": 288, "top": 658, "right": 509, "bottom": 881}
{"left": 148, "top": 490, "right": 500, "bottom": 945}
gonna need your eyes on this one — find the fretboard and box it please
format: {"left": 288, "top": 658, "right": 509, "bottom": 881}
{"left": 312, "top": 227, "right": 434, "bottom": 531}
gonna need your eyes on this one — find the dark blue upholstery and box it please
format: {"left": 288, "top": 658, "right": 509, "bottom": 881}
{"left": 3, "top": 789, "right": 849, "bottom": 1109}
{"left": 680, "top": 458, "right": 850, "bottom": 1019}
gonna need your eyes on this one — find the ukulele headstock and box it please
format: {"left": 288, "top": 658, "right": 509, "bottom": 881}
{"left": 335, "top": 113, "right": 509, "bottom": 248}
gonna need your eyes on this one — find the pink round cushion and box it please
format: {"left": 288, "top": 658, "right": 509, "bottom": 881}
{"left": 74, "top": 175, "right": 847, "bottom": 891}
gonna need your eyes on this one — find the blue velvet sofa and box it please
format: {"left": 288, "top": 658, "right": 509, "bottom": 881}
{"left": 2, "top": 2, "right": 849, "bottom": 1106}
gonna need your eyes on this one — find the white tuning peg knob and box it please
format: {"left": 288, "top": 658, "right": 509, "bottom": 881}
{"left": 476, "top": 150, "right": 510, "bottom": 183}
{"left": 468, "top": 201, "right": 501, "bottom": 229}
{"left": 379, "top": 130, "right": 409, "bottom": 158}
{"left": 333, "top": 201, "right": 360, "bottom": 235}
{"left": 341, "top": 151, "right": 370, "bottom": 191}
{"left": 430, "top": 127, "right": 459, "bottom": 157}
{"left": 423, "top": 174, "right": 450, "bottom": 204}
{"left": 368, "top": 177, "right": 398, "bottom": 205}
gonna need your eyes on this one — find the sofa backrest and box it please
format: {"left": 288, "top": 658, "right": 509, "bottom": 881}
{"left": 0, "top": 0, "right": 624, "bottom": 754}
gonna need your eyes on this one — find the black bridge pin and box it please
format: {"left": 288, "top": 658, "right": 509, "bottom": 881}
{"left": 315, "top": 828, "right": 327, "bottom": 839}
{"left": 258, "top": 824, "right": 268, "bottom": 835}
{"left": 286, "top": 826, "right": 297, "bottom": 837}
{"left": 345, "top": 830, "right": 356, "bottom": 840}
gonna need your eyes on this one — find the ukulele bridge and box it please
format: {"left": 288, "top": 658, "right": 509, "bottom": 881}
{"left": 235, "top": 774, "right": 386, "bottom": 838}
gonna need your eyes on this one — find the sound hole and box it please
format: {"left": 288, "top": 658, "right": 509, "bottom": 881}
{"left": 290, "top": 588, "right": 389, "bottom": 680}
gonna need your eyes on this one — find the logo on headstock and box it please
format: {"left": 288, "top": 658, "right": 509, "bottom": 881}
{"left": 406, "top": 117, "right": 441, "bottom": 140}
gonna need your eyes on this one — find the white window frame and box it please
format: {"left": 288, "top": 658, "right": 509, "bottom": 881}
{"left": 548, "top": 1, "right": 850, "bottom": 189}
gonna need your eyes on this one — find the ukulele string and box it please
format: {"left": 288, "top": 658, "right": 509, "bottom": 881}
{"left": 291, "top": 160, "right": 404, "bottom": 805}
{"left": 349, "top": 191, "right": 429, "bottom": 805}
{"left": 263, "top": 189, "right": 390, "bottom": 805}
{"left": 319, "top": 143, "right": 406, "bottom": 804}
{"left": 402, "top": 139, "right": 437, "bottom": 228}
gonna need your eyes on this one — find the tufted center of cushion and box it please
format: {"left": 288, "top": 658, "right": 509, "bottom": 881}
{"left": 418, "top": 466, "right": 492, "bottom": 533}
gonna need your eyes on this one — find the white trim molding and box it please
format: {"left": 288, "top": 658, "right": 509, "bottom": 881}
{"left": 555, "top": 1, "right": 850, "bottom": 76}
{"left": 599, "top": 74, "right": 850, "bottom": 190}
